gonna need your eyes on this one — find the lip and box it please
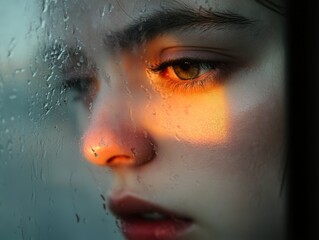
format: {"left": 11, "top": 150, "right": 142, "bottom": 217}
{"left": 109, "top": 195, "right": 193, "bottom": 240}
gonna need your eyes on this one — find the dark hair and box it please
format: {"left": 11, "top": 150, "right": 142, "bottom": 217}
{"left": 255, "top": 0, "right": 284, "bottom": 16}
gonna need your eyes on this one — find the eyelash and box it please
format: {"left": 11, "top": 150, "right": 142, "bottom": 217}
{"left": 62, "top": 75, "right": 98, "bottom": 104}
{"left": 62, "top": 58, "right": 231, "bottom": 101}
{"left": 147, "top": 58, "right": 230, "bottom": 93}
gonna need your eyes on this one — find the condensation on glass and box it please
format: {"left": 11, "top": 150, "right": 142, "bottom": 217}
{"left": 0, "top": 1, "right": 121, "bottom": 239}
{"left": 0, "top": 1, "right": 286, "bottom": 240}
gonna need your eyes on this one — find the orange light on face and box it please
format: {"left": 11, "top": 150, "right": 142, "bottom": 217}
{"left": 82, "top": 138, "right": 135, "bottom": 167}
{"left": 141, "top": 86, "right": 229, "bottom": 144}
{"left": 82, "top": 144, "right": 105, "bottom": 165}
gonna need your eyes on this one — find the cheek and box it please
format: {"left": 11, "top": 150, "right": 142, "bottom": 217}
{"left": 139, "top": 86, "right": 230, "bottom": 144}
{"left": 136, "top": 70, "right": 285, "bottom": 182}
{"left": 226, "top": 94, "right": 285, "bottom": 181}
{"left": 138, "top": 82, "right": 285, "bottom": 220}
{"left": 226, "top": 72, "right": 285, "bottom": 174}
{"left": 178, "top": 97, "right": 284, "bottom": 234}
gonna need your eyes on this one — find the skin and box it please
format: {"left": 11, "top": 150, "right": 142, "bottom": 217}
{"left": 55, "top": 0, "right": 286, "bottom": 239}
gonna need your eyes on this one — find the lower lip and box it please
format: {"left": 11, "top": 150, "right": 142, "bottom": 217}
{"left": 119, "top": 218, "right": 192, "bottom": 240}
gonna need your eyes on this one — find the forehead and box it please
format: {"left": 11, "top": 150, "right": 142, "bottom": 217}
{"left": 61, "top": 0, "right": 282, "bottom": 34}
{"left": 48, "top": 0, "right": 283, "bottom": 60}
{"left": 73, "top": 0, "right": 279, "bottom": 23}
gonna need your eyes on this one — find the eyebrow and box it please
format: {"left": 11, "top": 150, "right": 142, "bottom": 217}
{"left": 255, "top": 0, "right": 285, "bottom": 16}
{"left": 104, "top": 5, "right": 256, "bottom": 50}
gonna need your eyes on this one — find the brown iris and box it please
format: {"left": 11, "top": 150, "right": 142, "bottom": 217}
{"left": 172, "top": 61, "right": 200, "bottom": 80}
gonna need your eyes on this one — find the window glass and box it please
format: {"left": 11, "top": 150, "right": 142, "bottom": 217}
{"left": 1, "top": 1, "right": 286, "bottom": 240}
{"left": 0, "top": 1, "right": 122, "bottom": 239}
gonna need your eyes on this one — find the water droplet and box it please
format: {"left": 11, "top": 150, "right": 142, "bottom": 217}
{"left": 0, "top": 144, "right": 4, "bottom": 153}
{"left": 131, "top": 147, "right": 137, "bottom": 157}
{"left": 91, "top": 147, "right": 98, "bottom": 157}
{"left": 108, "top": 3, "right": 114, "bottom": 13}
{"left": 31, "top": 192, "right": 36, "bottom": 201}
{"left": 100, "top": 5, "right": 106, "bottom": 17}
{"left": 174, "top": 134, "right": 181, "bottom": 142}
{"left": 139, "top": 4, "right": 147, "bottom": 15}
{"left": 137, "top": 175, "right": 142, "bottom": 183}
{"left": 40, "top": 17, "right": 46, "bottom": 28}
{"left": 9, "top": 95, "right": 17, "bottom": 100}
{"left": 143, "top": 130, "right": 148, "bottom": 139}
{"left": 42, "top": 0, "right": 49, "bottom": 13}
{"left": 64, "top": 15, "right": 69, "bottom": 22}
{"left": 115, "top": 219, "right": 121, "bottom": 229}
{"left": 7, "top": 38, "right": 16, "bottom": 57}
{"left": 100, "top": 194, "right": 106, "bottom": 201}
{"left": 169, "top": 174, "right": 179, "bottom": 181}
{"left": 155, "top": 225, "right": 175, "bottom": 238}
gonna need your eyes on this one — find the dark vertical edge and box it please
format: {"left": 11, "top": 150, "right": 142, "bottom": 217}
{"left": 286, "top": 0, "right": 319, "bottom": 239}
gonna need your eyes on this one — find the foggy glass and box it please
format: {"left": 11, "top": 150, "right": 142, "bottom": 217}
{"left": 0, "top": 1, "right": 122, "bottom": 239}
{"left": 1, "top": 0, "right": 288, "bottom": 240}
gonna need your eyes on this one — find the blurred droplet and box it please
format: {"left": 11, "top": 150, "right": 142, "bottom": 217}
{"left": 143, "top": 130, "right": 148, "bottom": 139}
{"left": 139, "top": 4, "right": 147, "bottom": 15}
{"left": 115, "top": 219, "right": 121, "bottom": 230}
{"left": 137, "top": 175, "right": 142, "bottom": 183}
{"left": 42, "top": 0, "right": 49, "bottom": 13}
{"left": 14, "top": 68, "right": 25, "bottom": 74}
{"left": 131, "top": 147, "right": 137, "bottom": 157}
{"left": 108, "top": 3, "right": 114, "bottom": 13}
{"left": 174, "top": 133, "right": 181, "bottom": 142}
{"left": 7, "top": 38, "right": 16, "bottom": 57}
{"left": 9, "top": 95, "right": 17, "bottom": 100}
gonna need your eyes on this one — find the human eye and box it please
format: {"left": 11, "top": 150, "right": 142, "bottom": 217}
{"left": 51, "top": 46, "right": 99, "bottom": 107}
{"left": 146, "top": 51, "right": 236, "bottom": 93}
{"left": 62, "top": 72, "right": 99, "bottom": 107}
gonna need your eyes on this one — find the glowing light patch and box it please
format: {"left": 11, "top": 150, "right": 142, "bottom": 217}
{"left": 82, "top": 141, "right": 135, "bottom": 166}
{"left": 142, "top": 86, "right": 228, "bottom": 144}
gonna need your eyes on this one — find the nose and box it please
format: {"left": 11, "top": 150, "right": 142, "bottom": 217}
{"left": 82, "top": 100, "right": 156, "bottom": 168}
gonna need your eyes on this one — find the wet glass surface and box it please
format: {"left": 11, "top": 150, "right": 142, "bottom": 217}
{"left": 1, "top": 1, "right": 287, "bottom": 240}
{"left": 0, "top": 1, "right": 122, "bottom": 239}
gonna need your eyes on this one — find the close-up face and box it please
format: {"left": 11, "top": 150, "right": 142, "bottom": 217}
{"left": 54, "top": 0, "right": 286, "bottom": 239}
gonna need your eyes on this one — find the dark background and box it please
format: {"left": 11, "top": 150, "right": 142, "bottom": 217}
{"left": 287, "top": 1, "right": 319, "bottom": 239}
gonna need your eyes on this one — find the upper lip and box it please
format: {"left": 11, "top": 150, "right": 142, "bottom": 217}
{"left": 108, "top": 194, "right": 192, "bottom": 221}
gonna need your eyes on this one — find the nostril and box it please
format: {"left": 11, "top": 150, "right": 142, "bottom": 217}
{"left": 83, "top": 144, "right": 134, "bottom": 166}
{"left": 106, "top": 155, "right": 134, "bottom": 167}
{"left": 107, "top": 155, "right": 127, "bottom": 164}
{"left": 82, "top": 127, "right": 157, "bottom": 168}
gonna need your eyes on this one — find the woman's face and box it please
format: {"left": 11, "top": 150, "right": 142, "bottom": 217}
{"left": 59, "top": 0, "right": 286, "bottom": 239}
